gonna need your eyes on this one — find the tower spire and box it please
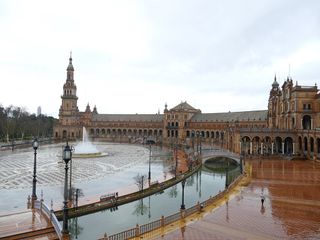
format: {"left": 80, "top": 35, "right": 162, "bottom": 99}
{"left": 272, "top": 74, "right": 279, "bottom": 89}
{"left": 67, "top": 52, "right": 74, "bottom": 81}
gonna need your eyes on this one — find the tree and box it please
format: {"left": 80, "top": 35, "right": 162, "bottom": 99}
{"left": 0, "top": 103, "right": 57, "bottom": 142}
{"left": 132, "top": 199, "right": 148, "bottom": 216}
{"left": 168, "top": 185, "right": 178, "bottom": 198}
{"left": 133, "top": 173, "right": 147, "bottom": 191}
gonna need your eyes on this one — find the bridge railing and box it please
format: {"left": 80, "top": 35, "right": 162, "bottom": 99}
{"left": 101, "top": 173, "right": 243, "bottom": 240}
{"left": 34, "top": 200, "right": 62, "bottom": 240}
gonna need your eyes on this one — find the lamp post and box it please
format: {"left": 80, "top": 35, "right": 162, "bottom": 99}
{"left": 31, "top": 138, "right": 39, "bottom": 208}
{"left": 225, "top": 160, "right": 229, "bottom": 188}
{"left": 175, "top": 144, "right": 178, "bottom": 178}
{"left": 180, "top": 179, "right": 186, "bottom": 210}
{"left": 196, "top": 132, "right": 199, "bottom": 153}
{"left": 199, "top": 133, "right": 202, "bottom": 155}
{"left": 69, "top": 145, "right": 74, "bottom": 201}
{"left": 148, "top": 143, "right": 151, "bottom": 182}
{"left": 69, "top": 156, "right": 72, "bottom": 201}
{"left": 62, "top": 142, "right": 72, "bottom": 235}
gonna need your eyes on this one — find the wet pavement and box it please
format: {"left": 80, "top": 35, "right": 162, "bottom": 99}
{"left": 0, "top": 143, "right": 173, "bottom": 214}
{"left": 150, "top": 159, "right": 320, "bottom": 240}
{"left": 0, "top": 146, "right": 188, "bottom": 239}
{"left": 0, "top": 209, "right": 53, "bottom": 238}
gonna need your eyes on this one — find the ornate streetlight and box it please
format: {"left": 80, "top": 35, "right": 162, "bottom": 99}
{"left": 199, "top": 133, "right": 202, "bottom": 155}
{"left": 196, "top": 132, "right": 199, "bottom": 153}
{"left": 225, "top": 160, "right": 229, "bottom": 188}
{"left": 31, "top": 138, "right": 39, "bottom": 208}
{"left": 240, "top": 154, "right": 243, "bottom": 174}
{"left": 62, "top": 142, "right": 72, "bottom": 235}
{"left": 180, "top": 179, "right": 186, "bottom": 210}
{"left": 148, "top": 143, "right": 151, "bottom": 182}
{"left": 175, "top": 144, "right": 178, "bottom": 178}
{"left": 69, "top": 145, "right": 74, "bottom": 201}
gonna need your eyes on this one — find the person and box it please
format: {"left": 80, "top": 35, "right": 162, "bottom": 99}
{"left": 260, "top": 191, "right": 265, "bottom": 206}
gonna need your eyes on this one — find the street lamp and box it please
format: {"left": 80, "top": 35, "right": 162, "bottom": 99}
{"left": 62, "top": 142, "right": 72, "bottom": 235}
{"left": 199, "top": 133, "right": 202, "bottom": 155}
{"left": 225, "top": 160, "right": 229, "bottom": 188}
{"left": 148, "top": 143, "right": 151, "bottom": 182}
{"left": 69, "top": 145, "right": 74, "bottom": 201}
{"left": 175, "top": 144, "right": 178, "bottom": 178}
{"left": 180, "top": 179, "right": 186, "bottom": 210}
{"left": 196, "top": 132, "right": 199, "bottom": 153}
{"left": 240, "top": 154, "right": 243, "bottom": 174}
{"left": 31, "top": 138, "right": 39, "bottom": 208}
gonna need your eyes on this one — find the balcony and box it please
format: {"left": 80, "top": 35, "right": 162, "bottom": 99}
{"left": 166, "top": 125, "right": 179, "bottom": 129}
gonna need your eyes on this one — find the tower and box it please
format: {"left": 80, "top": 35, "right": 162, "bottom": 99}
{"left": 59, "top": 54, "right": 79, "bottom": 127}
{"left": 268, "top": 75, "right": 281, "bottom": 128}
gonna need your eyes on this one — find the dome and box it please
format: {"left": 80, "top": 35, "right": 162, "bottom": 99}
{"left": 272, "top": 75, "right": 279, "bottom": 88}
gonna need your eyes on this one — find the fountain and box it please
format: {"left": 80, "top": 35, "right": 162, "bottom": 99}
{"left": 73, "top": 127, "right": 108, "bottom": 158}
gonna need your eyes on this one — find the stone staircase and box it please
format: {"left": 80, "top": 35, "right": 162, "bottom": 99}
{"left": 1, "top": 226, "right": 58, "bottom": 240}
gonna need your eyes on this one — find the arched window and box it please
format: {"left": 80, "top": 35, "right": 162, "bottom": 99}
{"left": 275, "top": 137, "right": 282, "bottom": 154}
{"left": 302, "top": 115, "right": 312, "bottom": 130}
{"left": 284, "top": 137, "right": 293, "bottom": 155}
{"left": 310, "top": 137, "right": 314, "bottom": 153}
{"left": 304, "top": 137, "right": 308, "bottom": 152}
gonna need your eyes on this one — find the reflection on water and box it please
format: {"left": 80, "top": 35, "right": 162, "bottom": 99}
{"left": 71, "top": 162, "right": 240, "bottom": 240}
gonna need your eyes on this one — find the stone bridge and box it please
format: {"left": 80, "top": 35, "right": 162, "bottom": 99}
{"left": 201, "top": 148, "right": 240, "bottom": 164}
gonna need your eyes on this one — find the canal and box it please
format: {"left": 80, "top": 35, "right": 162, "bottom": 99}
{"left": 69, "top": 160, "right": 241, "bottom": 239}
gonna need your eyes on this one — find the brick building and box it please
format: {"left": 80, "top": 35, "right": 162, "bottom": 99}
{"left": 54, "top": 57, "right": 320, "bottom": 160}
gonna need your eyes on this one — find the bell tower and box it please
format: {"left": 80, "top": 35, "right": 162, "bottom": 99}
{"left": 268, "top": 75, "right": 281, "bottom": 128}
{"left": 59, "top": 53, "right": 79, "bottom": 125}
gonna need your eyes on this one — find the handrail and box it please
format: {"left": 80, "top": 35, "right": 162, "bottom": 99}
{"left": 103, "top": 172, "right": 244, "bottom": 240}
{"left": 55, "top": 163, "right": 202, "bottom": 220}
{"left": 33, "top": 200, "right": 63, "bottom": 240}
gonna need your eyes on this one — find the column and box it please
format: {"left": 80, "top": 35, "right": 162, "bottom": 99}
{"left": 261, "top": 142, "right": 263, "bottom": 155}
{"left": 239, "top": 141, "right": 242, "bottom": 154}
{"left": 282, "top": 142, "right": 285, "bottom": 155}
{"left": 301, "top": 119, "right": 303, "bottom": 129}
{"left": 271, "top": 142, "right": 274, "bottom": 155}
{"left": 250, "top": 141, "right": 253, "bottom": 155}
{"left": 311, "top": 119, "right": 313, "bottom": 130}
{"left": 292, "top": 142, "right": 295, "bottom": 155}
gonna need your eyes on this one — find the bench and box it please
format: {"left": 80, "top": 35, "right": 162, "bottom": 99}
{"left": 100, "top": 192, "right": 118, "bottom": 202}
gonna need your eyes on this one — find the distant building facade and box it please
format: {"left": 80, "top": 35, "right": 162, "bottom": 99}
{"left": 53, "top": 57, "right": 320, "bottom": 160}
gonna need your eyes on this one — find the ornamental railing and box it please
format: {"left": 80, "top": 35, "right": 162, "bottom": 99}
{"left": 34, "top": 200, "right": 62, "bottom": 240}
{"left": 98, "top": 173, "right": 243, "bottom": 240}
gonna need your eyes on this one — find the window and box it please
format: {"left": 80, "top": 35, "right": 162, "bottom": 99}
{"left": 303, "top": 103, "right": 312, "bottom": 110}
{"left": 292, "top": 117, "right": 295, "bottom": 127}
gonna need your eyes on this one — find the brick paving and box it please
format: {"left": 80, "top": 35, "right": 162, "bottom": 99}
{"left": 0, "top": 209, "right": 54, "bottom": 238}
{"left": 150, "top": 159, "right": 320, "bottom": 240}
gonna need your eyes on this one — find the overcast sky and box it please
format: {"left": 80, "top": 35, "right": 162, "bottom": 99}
{"left": 1, "top": 0, "right": 320, "bottom": 118}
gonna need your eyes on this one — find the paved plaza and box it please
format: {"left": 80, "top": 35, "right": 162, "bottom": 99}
{"left": 0, "top": 209, "right": 56, "bottom": 239}
{"left": 0, "top": 143, "right": 173, "bottom": 215}
{"left": 148, "top": 159, "right": 320, "bottom": 240}
{"left": 0, "top": 143, "right": 151, "bottom": 190}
